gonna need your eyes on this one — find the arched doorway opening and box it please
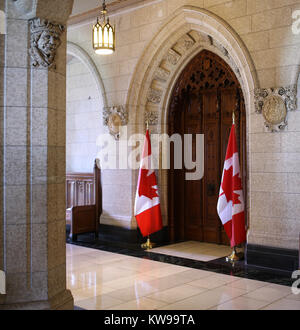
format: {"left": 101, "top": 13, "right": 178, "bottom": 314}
{"left": 168, "top": 50, "right": 247, "bottom": 245}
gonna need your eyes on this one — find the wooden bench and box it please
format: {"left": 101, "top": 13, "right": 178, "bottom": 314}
{"left": 66, "top": 160, "right": 102, "bottom": 241}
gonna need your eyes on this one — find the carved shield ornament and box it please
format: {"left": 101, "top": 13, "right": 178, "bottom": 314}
{"left": 107, "top": 113, "right": 122, "bottom": 140}
{"left": 262, "top": 95, "right": 287, "bottom": 131}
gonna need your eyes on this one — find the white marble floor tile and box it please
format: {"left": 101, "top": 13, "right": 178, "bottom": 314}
{"left": 188, "top": 275, "right": 235, "bottom": 290}
{"left": 284, "top": 293, "right": 300, "bottom": 301}
{"left": 106, "top": 282, "right": 160, "bottom": 302}
{"left": 265, "top": 283, "right": 294, "bottom": 294}
{"left": 108, "top": 297, "right": 168, "bottom": 310}
{"left": 66, "top": 244, "right": 296, "bottom": 311}
{"left": 212, "top": 296, "right": 270, "bottom": 310}
{"left": 262, "top": 298, "right": 300, "bottom": 310}
{"left": 142, "top": 265, "right": 189, "bottom": 278}
{"left": 176, "top": 269, "right": 213, "bottom": 281}
{"left": 76, "top": 294, "right": 124, "bottom": 310}
{"left": 105, "top": 274, "right": 157, "bottom": 291}
{"left": 243, "top": 285, "right": 292, "bottom": 303}
{"left": 226, "top": 278, "right": 268, "bottom": 292}
{"left": 72, "top": 284, "right": 116, "bottom": 302}
{"left": 146, "top": 284, "right": 208, "bottom": 304}
{"left": 158, "top": 286, "right": 246, "bottom": 310}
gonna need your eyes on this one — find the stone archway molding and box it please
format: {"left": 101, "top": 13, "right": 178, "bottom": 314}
{"left": 126, "top": 5, "right": 259, "bottom": 128}
{"left": 126, "top": 5, "right": 259, "bottom": 231}
{"left": 67, "top": 41, "right": 108, "bottom": 108}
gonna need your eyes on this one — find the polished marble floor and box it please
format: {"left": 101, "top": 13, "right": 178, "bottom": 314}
{"left": 67, "top": 244, "right": 300, "bottom": 310}
{"left": 151, "top": 241, "right": 233, "bottom": 261}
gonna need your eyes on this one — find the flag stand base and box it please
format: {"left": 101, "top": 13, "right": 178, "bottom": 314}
{"left": 141, "top": 238, "right": 156, "bottom": 250}
{"left": 226, "top": 248, "right": 244, "bottom": 263}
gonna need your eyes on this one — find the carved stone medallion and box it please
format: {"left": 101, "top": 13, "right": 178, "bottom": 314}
{"left": 262, "top": 95, "right": 287, "bottom": 132}
{"left": 254, "top": 85, "right": 297, "bottom": 132}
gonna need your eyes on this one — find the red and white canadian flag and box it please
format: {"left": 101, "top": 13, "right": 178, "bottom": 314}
{"left": 134, "top": 130, "right": 163, "bottom": 237}
{"left": 217, "top": 124, "right": 246, "bottom": 248}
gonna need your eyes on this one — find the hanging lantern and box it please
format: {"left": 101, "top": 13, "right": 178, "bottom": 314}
{"left": 92, "top": 0, "right": 115, "bottom": 55}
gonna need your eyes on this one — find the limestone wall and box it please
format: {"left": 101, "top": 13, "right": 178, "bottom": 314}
{"left": 66, "top": 56, "right": 104, "bottom": 173}
{"left": 67, "top": 0, "right": 300, "bottom": 250}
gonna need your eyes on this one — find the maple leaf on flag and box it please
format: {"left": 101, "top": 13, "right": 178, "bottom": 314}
{"left": 221, "top": 166, "right": 243, "bottom": 205}
{"left": 138, "top": 169, "right": 159, "bottom": 200}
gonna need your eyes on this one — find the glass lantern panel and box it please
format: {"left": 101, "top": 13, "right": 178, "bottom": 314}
{"left": 104, "top": 26, "right": 109, "bottom": 47}
{"left": 109, "top": 27, "right": 114, "bottom": 48}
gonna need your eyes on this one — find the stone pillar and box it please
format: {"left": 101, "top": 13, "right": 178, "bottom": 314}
{"left": 0, "top": 0, "right": 74, "bottom": 310}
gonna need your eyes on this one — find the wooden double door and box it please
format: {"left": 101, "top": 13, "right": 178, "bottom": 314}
{"left": 168, "top": 50, "right": 246, "bottom": 245}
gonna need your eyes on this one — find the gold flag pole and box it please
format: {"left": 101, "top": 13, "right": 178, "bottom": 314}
{"left": 225, "top": 110, "right": 244, "bottom": 263}
{"left": 141, "top": 121, "right": 156, "bottom": 250}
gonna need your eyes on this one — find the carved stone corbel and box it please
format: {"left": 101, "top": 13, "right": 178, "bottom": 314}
{"left": 254, "top": 85, "right": 297, "bottom": 132}
{"left": 29, "top": 18, "right": 64, "bottom": 69}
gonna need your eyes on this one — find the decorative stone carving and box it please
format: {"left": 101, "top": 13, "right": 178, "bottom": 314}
{"left": 254, "top": 88, "right": 269, "bottom": 114}
{"left": 262, "top": 96, "right": 287, "bottom": 132}
{"left": 103, "top": 105, "right": 128, "bottom": 126}
{"left": 107, "top": 113, "right": 123, "bottom": 140}
{"left": 145, "top": 30, "right": 248, "bottom": 119}
{"left": 147, "top": 88, "right": 163, "bottom": 104}
{"left": 215, "top": 41, "right": 229, "bottom": 58}
{"left": 103, "top": 105, "right": 128, "bottom": 140}
{"left": 29, "top": 18, "right": 64, "bottom": 69}
{"left": 142, "top": 27, "right": 258, "bottom": 134}
{"left": 214, "top": 41, "right": 241, "bottom": 78}
{"left": 254, "top": 85, "right": 297, "bottom": 114}
{"left": 279, "top": 85, "right": 297, "bottom": 112}
{"left": 254, "top": 85, "right": 297, "bottom": 132}
{"left": 165, "top": 49, "right": 181, "bottom": 66}
{"left": 145, "top": 111, "right": 159, "bottom": 126}
{"left": 154, "top": 67, "right": 170, "bottom": 82}
{"left": 178, "top": 34, "right": 196, "bottom": 51}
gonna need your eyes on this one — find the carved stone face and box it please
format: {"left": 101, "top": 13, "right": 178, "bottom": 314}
{"left": 37, "top": 30, "right": 61, "bottom": 56}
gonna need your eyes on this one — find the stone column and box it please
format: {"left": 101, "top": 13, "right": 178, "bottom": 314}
{"left": 0, "top": 0, "right": 74, "bottom": 310}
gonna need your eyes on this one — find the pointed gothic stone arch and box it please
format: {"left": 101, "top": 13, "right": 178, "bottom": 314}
{"left": 67, "top": 41, "right": 108, "bottom": 108}
{"left": 126, "top": 6, "right": 258, "bottom": 231}
{"left": 126, "top": 6, "right": 258, "bottom": 129}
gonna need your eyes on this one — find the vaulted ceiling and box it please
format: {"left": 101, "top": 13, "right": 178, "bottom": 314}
{"left": 71, "top": 0, "right": 117, "bottom": 17}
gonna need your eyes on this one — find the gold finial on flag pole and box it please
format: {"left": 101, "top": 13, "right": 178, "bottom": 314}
{"left": 146, "top": 120, "right": 149, "bottom": 131}
{"left": 232, "top": 111, "right": 235, "bottom": 125}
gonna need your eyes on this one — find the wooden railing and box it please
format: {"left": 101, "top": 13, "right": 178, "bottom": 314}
{"left": 66, "top": 160, "right": 102, "bottom": 240}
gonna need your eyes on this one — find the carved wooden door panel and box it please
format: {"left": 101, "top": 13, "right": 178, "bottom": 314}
{"left": 168, "top": 50, "right": 246, "bottom": 245}
{"left": 201, "top": 90, "right": 221, "bottom": 243}
{"left": 184, "top": 93, "right": 203, "bottom": 241}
